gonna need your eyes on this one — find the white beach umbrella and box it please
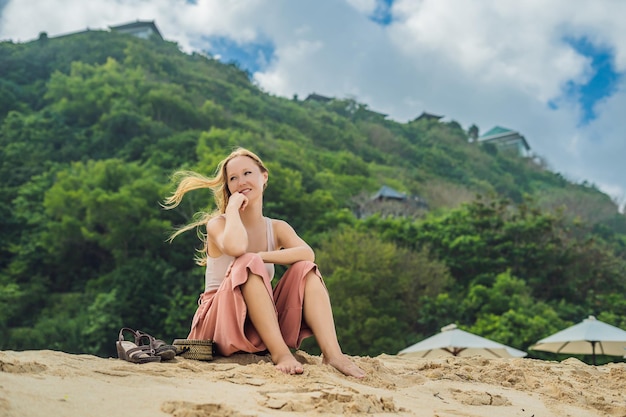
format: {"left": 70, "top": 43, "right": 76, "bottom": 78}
{"left": 398, "top": 323, "right": 527, "bottom": 359}
{"left": 530, "top": 315, "right": 626, "bottom": 365}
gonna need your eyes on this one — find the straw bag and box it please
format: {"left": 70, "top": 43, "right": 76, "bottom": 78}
{"left": 172, "top": 339, "right": 215, "bottom": 361}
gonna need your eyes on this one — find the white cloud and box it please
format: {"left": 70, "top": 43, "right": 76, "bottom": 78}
{"left": 390, "top": 0, "right": 591, "bottom": 103}
{"left": 344, "top": 0, "right": 377, "bottom": 15}
{"left": 0, "top": 0, "right": 624, "bottom": 208}
{"left": 254, "top": 39, "right": 324, "bottom": 95}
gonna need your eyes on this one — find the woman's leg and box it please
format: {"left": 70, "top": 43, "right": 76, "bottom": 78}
{"left": 241, "top": 272, "right": 303, "bottom": 374}
{"left": 302, "top": 272, "right": 365, "bottom": 378}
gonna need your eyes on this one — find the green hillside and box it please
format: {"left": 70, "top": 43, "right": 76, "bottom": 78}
{"left": 1, "top": 30, "right": 625, "bottom": 363}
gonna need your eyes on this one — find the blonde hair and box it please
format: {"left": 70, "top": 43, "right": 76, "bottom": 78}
{"left": 162, "top": 147, "right": 268, "bottom": 265}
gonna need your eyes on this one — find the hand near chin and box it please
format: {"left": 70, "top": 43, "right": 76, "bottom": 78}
{"left": 229, "top": 192, "right": 249, "bottom": 212}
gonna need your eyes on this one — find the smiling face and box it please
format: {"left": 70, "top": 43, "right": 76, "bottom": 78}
{"left": 225, "top": 155, "right": 268, "bottom": 200}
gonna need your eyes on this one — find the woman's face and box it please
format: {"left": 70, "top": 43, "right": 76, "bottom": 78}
{"left": 225, "top": 155, "right": 268, "bottom": 198}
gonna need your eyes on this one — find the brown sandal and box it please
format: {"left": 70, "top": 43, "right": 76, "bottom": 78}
{"left": 135, "top": 330, "right": 177, "bottom": 361}
{"left": 116, "top": 328, "right": 161, "bottom": 364}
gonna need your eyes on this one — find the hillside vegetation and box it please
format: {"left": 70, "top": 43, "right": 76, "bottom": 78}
{"left": 1, "top": 30, "right": 625, "bottom": 363}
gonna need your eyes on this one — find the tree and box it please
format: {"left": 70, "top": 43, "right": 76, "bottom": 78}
{"left": 468, "top": 124, "right": 479, "bottom": 142}
{"left": 1, "top": 30, "right": 625, "bottom": 361}
{"left": 313, "top": 227, "right": 452, "bottom": 356}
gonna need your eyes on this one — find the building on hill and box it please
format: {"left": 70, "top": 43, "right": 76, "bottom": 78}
{"left": 372, "top": 185, "right": 407, "bottom": 201}
{"left": 479, "top": 126, "right": 530, "bottom": 157}
{"left": 48, "top": 20, "right": 163, "bottom": 41}
{"left": 359, "top": 107, "right": 387, "bottom": 120}
{"left": 304, "top": 93, "right": 333, "bottom": 103}
{"left": 109, "top": 20, "right": 163, "bottom": 40}
{"left": 354, "top": 185, "right": 428, "bottom": 219}
{"left": 413, "top": 112, "right": 444, "bottom": 123}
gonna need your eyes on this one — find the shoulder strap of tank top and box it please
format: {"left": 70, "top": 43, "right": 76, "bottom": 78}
{"left": 265, "top": 217, "right": 275, "bottom": 251}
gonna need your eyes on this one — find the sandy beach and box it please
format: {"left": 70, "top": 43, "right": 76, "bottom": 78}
{"left": 0, "top": 349, "right": 624, "bottom": 417}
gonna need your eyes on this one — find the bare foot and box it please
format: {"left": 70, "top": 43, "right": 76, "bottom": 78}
{"left": 323, "top": 354, "right": 366, "bottom": 378}
{"left": 272, "top": 352, "right": 304, "bottom": 375}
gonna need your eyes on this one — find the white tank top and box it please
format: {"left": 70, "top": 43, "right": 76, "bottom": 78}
{"left": 204, "top": 217, "right": 276, "bottom": 292}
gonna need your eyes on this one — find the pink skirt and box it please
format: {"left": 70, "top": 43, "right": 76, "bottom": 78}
{"left": 187, "top": 252, "right": 325, "bottom": 356}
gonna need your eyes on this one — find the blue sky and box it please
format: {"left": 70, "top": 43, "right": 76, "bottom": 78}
{"left": 370, "top": 0, "right": 394, "bottom": 25}
{"left": 563, "top": 37, "right": 621, "bottom": 125}
{"left": 0, "top": 0, "right": 625, "bottom": 210}
{"left": 203, "top": 35, "right": 275, "bottom": 75}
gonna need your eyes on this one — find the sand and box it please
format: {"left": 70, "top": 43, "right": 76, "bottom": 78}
{"left": 0, "top": 349, "right": 625, "bottom": 417}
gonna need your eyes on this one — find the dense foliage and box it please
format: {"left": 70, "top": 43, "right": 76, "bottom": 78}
{"left": 1, "top": 30, "right": 625, "bottom": 364}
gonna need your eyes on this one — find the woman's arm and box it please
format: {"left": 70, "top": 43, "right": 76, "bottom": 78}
{"left": 209, "top": 193, "right": 249, "bottom": 257}
{"left": 259, "top": 219, "right": 315, "bottom": 265}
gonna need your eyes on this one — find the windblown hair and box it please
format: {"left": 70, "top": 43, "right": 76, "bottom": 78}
{"left": 162, "top": 147, "right": 268, "bottom": 265}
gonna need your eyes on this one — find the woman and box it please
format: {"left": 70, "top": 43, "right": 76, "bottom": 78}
{"left": 163, "top": 147, "right": 365, "bottom": 377}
